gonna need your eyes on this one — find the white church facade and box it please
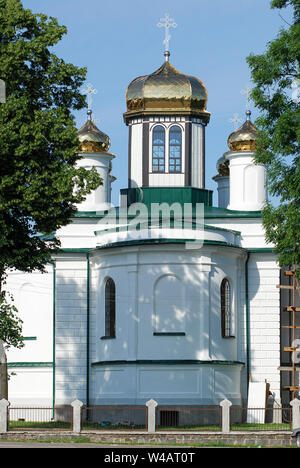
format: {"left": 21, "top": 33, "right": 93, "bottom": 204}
{"left": 5, "top": 50, "right": 288, "bottom": 411}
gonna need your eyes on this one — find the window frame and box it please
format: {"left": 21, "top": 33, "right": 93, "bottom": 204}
{"left": 220, "top": 278, "right": 234, "bottom": 338}
{"left": 103, "top": 277, "right": 116, "bottom": 339}
{"left": 152, "top": 124, "right": 166, "bottom": 173}
{"left": 168, "top": 125, "right": 182, "bottom": 173}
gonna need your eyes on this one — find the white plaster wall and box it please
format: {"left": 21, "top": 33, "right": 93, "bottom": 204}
{"left": 4, "top": 218, "right": 281, "bottom": 407}
{"left": 191, "top": 122, "right": 203, "bottom": 188}
{"left": 57, "top": 218, "right": 104, "bottom": 249}
{"left": 5, "top": 267, "right": 54, "bottom": 406}
{"left": 209, "top": 251, "right": 241, "bottom": 362}
{"left": 246, "top": 254, "right": 281, "bottom": 397}
{"left": 7, "top": 368, "right": 53, "bottom": 407}
{"left": 227, "top": 151, "right": 266, "bottom": 211}
{"left": 91, "top": 363, "right": 243, "bottom": 405}
{"left": 54, "top": 254, "right": 88, "bottom": 405}
{"left": 76, "top": 152, "right": 114, "bottom": 212}
{"left": 93, "top": 246, "right": 245, "bottom": 363}
{"left": 212, "top": 175, "right": 229, "bottom": 209}
{"left": 204, "top": 218, "right": 272, "bottom": 249}
{"left": 148, "top": 173, "right": 185, "bottom": 186}
{"left": 89, "top": 244, "right": 246, "bottom": 405}
{"left": 130, "top": 123, "right": 143, "bottom": 188}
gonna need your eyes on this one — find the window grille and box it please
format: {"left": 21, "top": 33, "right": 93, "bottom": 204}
{"left": 105, "top": 278, "right": 116, "bottom": 338}
{"left": 152, "top": 125, "right": 165, "bottom": 172}
{"left": 169, "top": 125, "right": 182, "bottom": 173}
{"left": 221, "top": 278, "right": 231, "bottom": 338}
{"left": 160, "top": 410, "right": 179, "bottom": 427}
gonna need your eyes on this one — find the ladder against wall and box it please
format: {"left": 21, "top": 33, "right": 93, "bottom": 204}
{"left": 277, "top": 266, "right": 300, "bottom": 401}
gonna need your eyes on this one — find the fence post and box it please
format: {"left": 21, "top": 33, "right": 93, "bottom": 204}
{"left": 220, "top": 399, "right": 232, "bottom": 434}
{"left": 71, "top": 399, "right": 84, "bottom": 434}
{"left": 290, "top": 398, "right": 300, "bottom": 430}
{"left": 146, "top": 399, "right": 158, "bottom": 433}
{"left": 272, "top": 397, "right": 282, "bottom": 424}
{"left": 0, "top": 399, "right": 9, "bottom": 433}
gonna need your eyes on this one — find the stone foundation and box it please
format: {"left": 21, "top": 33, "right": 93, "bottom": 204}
{"left": 0, "top": 430, "right": 295, "bottom": 448}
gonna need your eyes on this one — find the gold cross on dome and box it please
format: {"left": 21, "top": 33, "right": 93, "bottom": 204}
{"left": 229, "top": 113, "right": 242, "bottom": 130}
{"left": 157, "top": 13, "right": 177, "bottom": 53}
{"left": 241, "top": 84, "right": 252, "bottom": 109}
{"left": 81, "top": 82, "right": 98, "bottom": 111}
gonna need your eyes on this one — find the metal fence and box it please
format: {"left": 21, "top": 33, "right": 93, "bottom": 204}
{"left": 81, "top": 406, "right": 148, "bottom": 431}
{"left": 3, "top": 401, "right": 296, "bottom": 433}
{"left": 8, "top": 406, "right": 73, "bottom": 431}
{"left": 230, "top": 406, "right": 292, "bottom": 432}
{"left": 156, "top": 406, "right": 222, "bottom": 431}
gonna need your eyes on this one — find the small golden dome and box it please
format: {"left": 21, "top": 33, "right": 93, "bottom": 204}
{"left": 124, "top": 58, "right": 210, "bottom": 122}
{"left": 217, "top": 155, "right": 229, "bottom": 176}
{"left": 227, "top": 111, "right": 258, "bottom": 152}
{"left": 78, "top": 111, "right": 110, "bottom": 153}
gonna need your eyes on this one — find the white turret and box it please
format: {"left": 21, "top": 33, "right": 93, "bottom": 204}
{"left": 214, "top": 111, "right": 266, "bottom": 212}
{"left": 76, "top": 110, "right": 116, "bottom": 212}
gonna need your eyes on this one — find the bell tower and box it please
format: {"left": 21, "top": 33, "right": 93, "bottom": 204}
{"left": 123, "top": 15, "right": 210, "bottom": 191}
{"left": 76, "top": 84, "right": 116, "bottom": 212}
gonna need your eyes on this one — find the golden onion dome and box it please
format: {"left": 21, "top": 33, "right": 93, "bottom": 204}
{"left": 227, "top": 111, "right": 258, "bottom": 152}
{"left": 77, "top": 111, "right": 110, "bottom": 153}
{"left": 216, "top": 155, "right": 229, "bottom": 176}
{"left": 124, "top": 55, "right": 210, "bottom": 123}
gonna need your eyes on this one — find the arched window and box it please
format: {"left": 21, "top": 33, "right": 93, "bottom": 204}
{"left": 169, "top": 125, "right": 182, "bottom": 173}
{"left": 221, "top": 278, "right": 231, "bottom": 338}
{"left": 105, "top": 278, "right": 116, "bottom": 338}
{"left": 152, "top": 125, "right": 165, "bottom": 172}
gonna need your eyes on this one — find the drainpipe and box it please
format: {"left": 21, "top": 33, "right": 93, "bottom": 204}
{"left": 86, "top": 253, "right": 90, "bottom": 407}
{"left": 245, "top": 251, "right": 250, "bottom": 393}
{"left": 49, "top": 261, "right": 56, "bottom": 416}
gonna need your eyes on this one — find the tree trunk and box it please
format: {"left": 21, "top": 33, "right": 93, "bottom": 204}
{"left": 0, "top": 340, "right": 8, "bottom": 400}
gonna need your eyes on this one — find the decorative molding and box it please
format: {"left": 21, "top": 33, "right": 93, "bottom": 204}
{"left": 7, "top": 362, "right": 53, "bottom": 367}
{"left": 92, "top": 359, "right": 245, "bottom": 367}
{"left": 153, "top": 332, "right": 186, "bottom": 336}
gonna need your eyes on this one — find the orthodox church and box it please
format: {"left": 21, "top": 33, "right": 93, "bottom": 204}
{"left": 5, "top": 45, "right": 291, "bottom": 412}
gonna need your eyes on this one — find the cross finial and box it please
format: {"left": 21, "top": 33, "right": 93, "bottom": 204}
{"left": 81, "top": 82, "right": 98, "bottom": 112}
{"left": 86, "top": 109, "right": 100, "bottom": 124}
{"left": 157, "top": 13, "right": 177, "bottom": 60}
{"left": 241, "top": 84, "right": 252, "bottom": 110}
{"left": 229, "top": 113, "right": 242, "bottom": 130}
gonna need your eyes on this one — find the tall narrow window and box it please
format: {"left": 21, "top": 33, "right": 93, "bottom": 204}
{"left": 105, "top": 278, "right": 116, "bottom": 338}
{"left": 152, "top": 125, "right": 165, "bottom": 172}
{"left": 169, "top": 125, "right": 182, "bottom": 172}
{"left": 221, "top": 278, "right": 231, "bottom": 338}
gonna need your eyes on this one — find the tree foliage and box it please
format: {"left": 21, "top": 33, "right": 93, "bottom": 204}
{"left": 247, "top": 0, "right": 300, "bottom": 270}
{"left": 0, "top": 289, "right": 23, "bottom": 398}
{"left": 0, "top": 291, "right": 23, "bottom": 349}
{"left": 0, "top": 0, "right": 102, "bottom": 284}
{"left": 0, "top": 1, "right": 102, "bottom": 396}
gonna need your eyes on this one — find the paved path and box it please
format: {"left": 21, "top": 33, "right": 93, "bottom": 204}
{"left": 0, "top": 441, "right": 203, "bottom": 449}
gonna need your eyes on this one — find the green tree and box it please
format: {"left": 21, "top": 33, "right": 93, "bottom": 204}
{"left": 247, "top": 0, "right": 300, "bottom": 271}
{"left": 0, "top": 0, "right": 102, "bottom": 397}
{"left": 0, "top": 291, "right": 23, "bottom": 400}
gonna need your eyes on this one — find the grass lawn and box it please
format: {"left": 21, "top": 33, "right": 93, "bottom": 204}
{"left": 8, "top": 420, "right": 291, "bottom": 432}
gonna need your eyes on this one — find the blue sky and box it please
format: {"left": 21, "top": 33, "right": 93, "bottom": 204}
{"left": 22, "top": 0, "right": 292, "bottom": 206}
